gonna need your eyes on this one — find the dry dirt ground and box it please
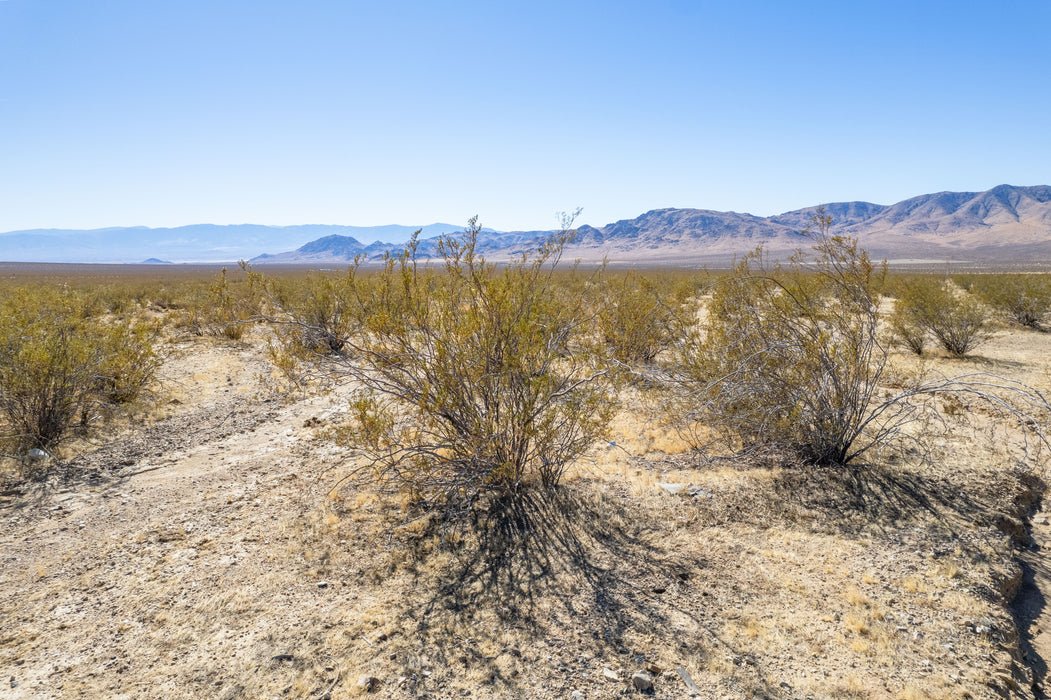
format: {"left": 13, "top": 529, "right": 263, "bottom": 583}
{"left": 3, "top": 326, "right": 1051, "bottom": 700}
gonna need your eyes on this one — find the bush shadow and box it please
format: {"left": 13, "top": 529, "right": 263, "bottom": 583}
{"left": 386, "top": 484, "right": 773, "bottom": 696}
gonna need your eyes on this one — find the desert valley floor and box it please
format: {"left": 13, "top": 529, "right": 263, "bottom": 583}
{"left": 3, "top": 326, "right": 1051, "bottom": 699}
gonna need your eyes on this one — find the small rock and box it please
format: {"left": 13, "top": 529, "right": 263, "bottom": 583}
{"left": 631, "top": 672, "right": 654, "bottom": 692}
{"left": 377, "top": 632, "right": 388, "bottom": 642}
{"left": 571, "top": 691, "right": 585, "bottom": 700}
{"left": 643, "top": 661, "right": 662, "bottom": 676}
{"left": 1036, "top": 516, "right": 1048, "bottom": 525}
{"left": 656, "top": 482, "right": 684, "bottom": 496}
{"left": 317, "top": 581, "right": 328, "bottom": 589}
{"left": 601, "top": 668, "right": 621, "bottom": 682}
{"left": 357, "top": 675, "right": 379, "bottom": 692}
{"left": 27, "top": 448, "right": 49, "bottom": 461}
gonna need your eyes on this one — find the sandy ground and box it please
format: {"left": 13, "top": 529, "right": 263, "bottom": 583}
{"left": 2, "top": 327, "right": 1051, "bottom": 699}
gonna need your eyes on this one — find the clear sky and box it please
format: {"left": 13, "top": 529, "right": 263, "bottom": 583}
{"left": 1, "top": 0, "right": 1049, "bottom": 233}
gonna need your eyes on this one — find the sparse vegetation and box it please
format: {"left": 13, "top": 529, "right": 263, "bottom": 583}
{"left": 891, "top": 276, "right": 989, "bottom": 356}
{"left": 3, "top": 233, "right": 1051, "bottom": 700}
{"left": 675, "top": 209, "right": 896, "bottom": 466}
{"left": 964, "top": 272, "right": 1051, "bottom": 329}
{"left": 265, "top": 217, "right": 615, "bottom": 515}
{"left": 0, "top": 286, "right": 160, "bottom": 474}
{"left": 595, "top": 269, "right": 684, "bottom": 368}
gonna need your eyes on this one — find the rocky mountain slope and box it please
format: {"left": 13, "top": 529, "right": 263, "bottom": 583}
{"left": 251, "top": 185, "right": 1051, "bottom": 266}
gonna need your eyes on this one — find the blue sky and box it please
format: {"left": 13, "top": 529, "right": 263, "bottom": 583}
{"left": 1, "top": 0, "right": 1049, "bottom": 232}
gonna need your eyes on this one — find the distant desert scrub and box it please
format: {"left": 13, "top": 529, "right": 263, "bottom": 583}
{"left": 961, "top": 272, "right": 1051, "bottom": 329}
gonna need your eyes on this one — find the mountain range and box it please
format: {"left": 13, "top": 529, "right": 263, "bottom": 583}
{"left": 0, "top": 223, "right": 468, "bottom": 264}
{"left": 2, "top": 185, "right": 1051, "bottom": 265}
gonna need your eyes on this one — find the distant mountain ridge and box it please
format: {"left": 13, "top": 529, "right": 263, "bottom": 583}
{"left": 3, "top": 185, "right": 1050, "bottom": 264}
{"left": 0, "top": 223, "right": 469, "bottom": 264}
{"left": 253, "top": 185, "right": 1051, "bottom": 265}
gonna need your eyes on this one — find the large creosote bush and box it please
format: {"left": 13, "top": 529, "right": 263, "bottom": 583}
{"left": 0, "top": 288, "right": 160, "bottom": 466}
{"left": 280, "top": 217, "right": 614, "bottom": 514}
{"left": 675, "top": 212, "right": 1050, "bottom": 469}
{"left": 677, "top": 210, "right": 890, "bottom": 466}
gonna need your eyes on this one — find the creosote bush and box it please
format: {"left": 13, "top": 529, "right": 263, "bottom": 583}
{"left": 674, "top": 211, "right": 1049, "bottom": 468}
{"left": 0, "top": 287, "right": 160, "bottom": 473}
{"left": 595, "top": 270, "right": 684, "bottom": 367}
{"left": 677, "top": 210, "right": 892, "bottom": 465}
{"left": 892, "top": 277, "right": 989, "bottom": 356}
{"left": 204, "top": 264, "right": 262, "bottom": 340}
{"left": 965, "top": 273, "right": 1051, "bottom": 329}
{"left": 271, "top": 217, "right": 614, "bottom": 514}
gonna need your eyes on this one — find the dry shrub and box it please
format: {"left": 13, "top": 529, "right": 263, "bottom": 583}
{"left": 965, "top": 273, "right": 1051, "bottom": 329}
{"left": 676, "top": 210, "right": 892, "bottom": 465}
{"left": 596, "top": 270, "right": 684, "bottom": 367}
{"left": 0, "top": 287, "right": 160, "bottom": 473}
{"left": 674, "top": 210, "right": 1049, "bottom": 468}
{"left": 892, "top": 277, "right": 988, "bottom": 356}
{"left": 271, "top": 216, "right": 614, "bottom": 515}
{"left": 204, "top": 264, "right": 262, "bottom": 340}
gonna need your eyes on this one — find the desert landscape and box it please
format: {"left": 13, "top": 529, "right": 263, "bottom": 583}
{"left": 3, "top": 1, "right": 1049, "bottom": 697}
{"left": 2, "top": 226, "right": 1051, "bottom": 700}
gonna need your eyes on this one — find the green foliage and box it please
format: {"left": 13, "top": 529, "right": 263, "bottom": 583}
{"left": 596, "top": 270, "right": 683, "bottom": 366}
{"left": 273, "top": 217, "right": 614, "bottom": 513}
{"left": 965, "top": 273, "right": 1051, "bottom": 329}
{"left": 677, "top": 210, "right": 891, "bottom": 466}
{"left": 0, "top": 287, "right": 160, "bottom": 469}
{"left": 205, "top": 264, "right": 262, "bottom": 340}
{"left": 887, "top": 302, "right": 928, "bottom": 356}
{"left": 892, "top": 277, "right": 988, "bottom": 356}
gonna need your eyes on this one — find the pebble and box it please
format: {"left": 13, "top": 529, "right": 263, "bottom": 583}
{"left": 631, "top": 672, "right": 654, "bottom": 692}
{"left": 601, "top": 668, "right": 621, "bottom": 682}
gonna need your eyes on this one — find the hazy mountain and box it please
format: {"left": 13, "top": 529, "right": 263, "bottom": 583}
{"left": 251, "top": 229, "right": 550, "bottom": 264}
{"left": 0, "top": 223, "right": 468, "bottom": 264}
